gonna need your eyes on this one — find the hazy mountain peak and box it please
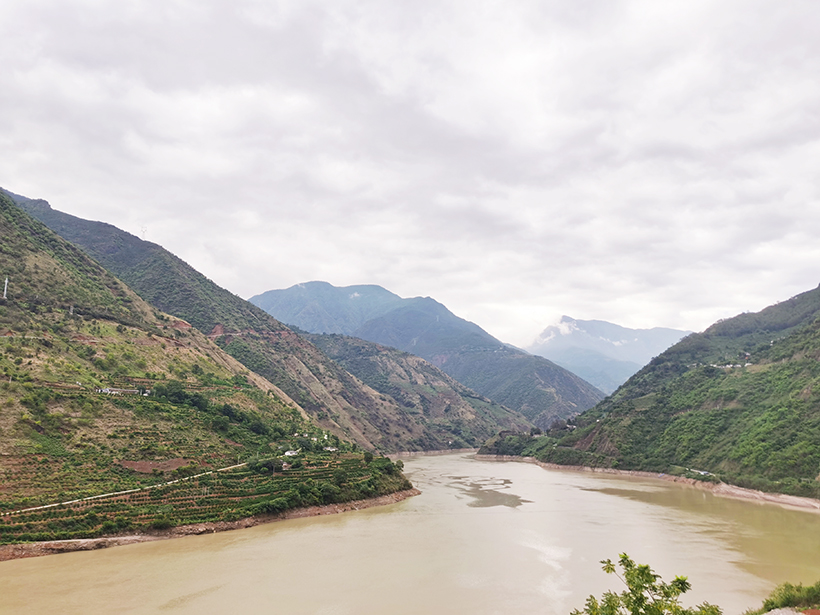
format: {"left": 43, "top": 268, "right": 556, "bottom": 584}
{"left": 528, "top": 316, "right": 691, "bottom": 394}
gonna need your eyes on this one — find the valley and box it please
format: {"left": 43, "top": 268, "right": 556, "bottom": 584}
{"left": 2, "top": 454, "right": 819, "bottom": 615}
{"left": 2, "top": 187, "right": 819, "bottom": 615}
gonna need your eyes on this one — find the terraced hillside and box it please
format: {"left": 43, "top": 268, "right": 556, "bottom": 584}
{"left": 0, "top": 192, "right": 409, "bottom": 542}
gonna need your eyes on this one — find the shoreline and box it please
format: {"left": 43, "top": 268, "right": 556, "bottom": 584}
{"left": 475, "top": 454, "right": 820, "bottom": 514}
{"left": 0, "top": 488, "right": 420, "bottom": 562}
{"left": 389, "top": 447, "right": 478, "bottom": 459}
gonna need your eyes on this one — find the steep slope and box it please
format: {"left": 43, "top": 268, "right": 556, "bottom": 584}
{"left": 483, "top": 285, "right": 820, "bottom": 498}
{"left": 527, "top": 316, "right": 690, "bottom": 394}
{"left": 251, "top": 282, "right": 605, "bottom": 428}
{"left": 6, "top": 189, "right": 527, "bottom": 451}
{"left": 306, "top": 333, "right": 532, "bottom": 448}
{"left": 0, "top": 192, "right": 409, "bottom": 542}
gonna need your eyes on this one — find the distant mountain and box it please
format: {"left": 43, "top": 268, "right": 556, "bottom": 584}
{"left": 252, "top": 282, "right": 406, "bottom": 335}
{"left": 305, "top": 333, "right": 532, "bottom": 449}
{"left": 251, "top": 282, "right": 605, "bottom": 428}
{"left": 527, "top": 316, "right": 690, "bottom": 393}
{"left": 482, "top": 285, "right": 820, "bottom": 499}
{"left": 6, "top": 188, "right": 526, "bottom": 452}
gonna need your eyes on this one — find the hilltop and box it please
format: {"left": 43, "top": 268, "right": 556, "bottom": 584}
{"left": 251, "top": 281, "right": 604, "bottom": 428}
{"left": 0, "top": 191, "right": 410, "bottom": 544}
{"left": 6, "top": 189, "right": 528, "bottom": 451}
{"left": 481, "top": 285, "right": 820, "bottom": 498}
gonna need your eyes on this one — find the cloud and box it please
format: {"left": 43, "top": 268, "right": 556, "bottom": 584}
{"left": 1, "top": 0, "right": 819, "bottom": 346}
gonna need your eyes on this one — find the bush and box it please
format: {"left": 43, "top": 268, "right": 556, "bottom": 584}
{"left": 150, "top": 517, "right": 172, "bottom": 530}
{"left": 572, "top": 553, "right": 721, "bottom": 615}
{"left": 758, "top": 580, "right": 820, "bottom": 613}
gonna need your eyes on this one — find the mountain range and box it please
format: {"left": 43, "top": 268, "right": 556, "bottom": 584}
{"left": 0, "top": 189, "right": 412, "bottom": 542}
{"left": 251, "top": 281, "right": 605, "bottom": 428}
{"left": 526, "top": 316, "right": 690, "bottom": 393}
{"left": 481, "top": 284, "right": 820, "bottom": 498}
{"left": 5, "top": 188, "right": 531, "bottom": 451}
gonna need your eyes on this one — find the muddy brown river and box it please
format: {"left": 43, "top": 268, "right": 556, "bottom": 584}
{"left": 2, "top": 454, "right": 819, "bottom": 614}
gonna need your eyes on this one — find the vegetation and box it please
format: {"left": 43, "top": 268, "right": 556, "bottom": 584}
{"left": 747, "top": 579, "right": 820, "bottom": 614}
{"left": 0, "top": 449, "right": 409, "bottom": 543}
{"left": 482, "top": 285, "right": 820, "bottom": 498}
{"left": 0, "top": 192, "right": 413, "bottom": 543}
{"left": 8, "top": 190, "right": 534, "bottom": 452}
{"left": 573, "top": 554, "right": 820, "bottom": 615}
{"left": 307, "top": 333, "right": 531, "bottom": 449}
{"left": 572, "top": 554, "right": 720, "bottom": 615}
{"left": 250, "top": 280, "right": 605, "bottom": 427}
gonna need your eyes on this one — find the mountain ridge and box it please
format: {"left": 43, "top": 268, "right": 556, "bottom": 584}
{"left": 6, "top": 188, "right": 528, "bottom": 452}
{"left": 250, "top": 281, "right": 605, "bottom": 428}
{"left": 0, "top": 190, "right": 411, "bottom": 542}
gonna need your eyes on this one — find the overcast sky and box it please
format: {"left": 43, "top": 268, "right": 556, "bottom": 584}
{"left": 2, "top": 1, "right": 819, "bottom": 346}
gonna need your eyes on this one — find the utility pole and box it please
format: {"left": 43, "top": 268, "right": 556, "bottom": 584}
{"left": 3, "top": 277, "right": 7, "bottom": 300}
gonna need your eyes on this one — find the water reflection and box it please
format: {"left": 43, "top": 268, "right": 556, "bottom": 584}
{"left": 447, "top": 474, "right": 532, "bottom": 508}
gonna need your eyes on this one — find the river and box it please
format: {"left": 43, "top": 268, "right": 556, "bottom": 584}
{"left": 2, "top": 454, "right": 819, "bottom": 615}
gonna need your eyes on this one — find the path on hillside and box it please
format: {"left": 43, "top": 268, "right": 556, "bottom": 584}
{"left": 3, "top": 462, "right": 248, "bottom": 517}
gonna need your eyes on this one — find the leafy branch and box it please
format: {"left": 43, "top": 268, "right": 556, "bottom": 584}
{"left": 572, "top": 553, "right": 721, "bottom": 615}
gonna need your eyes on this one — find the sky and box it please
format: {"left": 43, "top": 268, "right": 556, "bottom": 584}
{"left": 2, "top": 0, "right": 820, "bottom": 347}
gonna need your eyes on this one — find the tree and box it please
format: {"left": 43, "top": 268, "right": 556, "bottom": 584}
{"left": 572, "top": 553, "right": 721, "bottom": 615}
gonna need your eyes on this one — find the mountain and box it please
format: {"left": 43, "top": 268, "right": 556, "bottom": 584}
{"left": 252, "top": 281, "right": 406, "bottom": 335}
{"left": 0, "top": 191, "right": 410, "bottom": 543}
{"left": 6, "top": 188, "right": 527, "bottom": 451}
{"left": 250, "top": 282, "right": 605, "bottom": 428}
{"left": 481, "top": 285, "right": 820, "bottom": 499}
{"left": 527, "top": 316, "right": 690, "bottom": 393}
{"left": 305, "top": 333, "right": 532, "bottom": 448}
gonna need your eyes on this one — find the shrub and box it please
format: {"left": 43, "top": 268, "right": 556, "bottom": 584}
{"left": 572, "top": 553, "right": 721, "bottom": 615}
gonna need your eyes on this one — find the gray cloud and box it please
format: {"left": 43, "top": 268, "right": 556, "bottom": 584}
{"left": 2, "top": 0, "right": 820, "bottom": 346}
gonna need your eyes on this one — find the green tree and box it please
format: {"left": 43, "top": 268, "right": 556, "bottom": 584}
{"left": 572, "top": 554, "right": 721, "bottom": 615}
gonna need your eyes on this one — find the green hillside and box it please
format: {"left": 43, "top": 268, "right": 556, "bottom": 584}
{"left": 0, "top": 192, "right": 409, "bottom": 543}
{"left": 6, "top": 191, "right": 286, "bottom": 336}
{"left": 307, "top": 333, "right": 532, "bottom": 449}
{"left": 480, "top": 285, "right": 820, "bottom": 498}
{"left": 251, "top": 281, "right": 605, "bottom": 428}
{"left": 7, "top": 189, "right": 530, "bottom": 452}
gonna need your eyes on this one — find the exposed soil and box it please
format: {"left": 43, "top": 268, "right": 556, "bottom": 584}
{"left": 0, "top": 488, "right": 421, "bottom": 562}
{"left": 390, "top": 448, "right": 478, "bottom": 458}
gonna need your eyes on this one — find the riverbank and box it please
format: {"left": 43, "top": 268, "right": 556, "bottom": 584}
{"left": 0, "top": 487, "right": 420, "bottom": 562}
{"left": 389, "top": 447, "right": 478, "bottom": 459}
{"left": 475, "top": 454, "right": 820, "bottom": 514}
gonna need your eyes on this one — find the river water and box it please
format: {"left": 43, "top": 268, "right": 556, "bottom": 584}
{"left": 2, "top": 454, "right": 820, "bottom": 615}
